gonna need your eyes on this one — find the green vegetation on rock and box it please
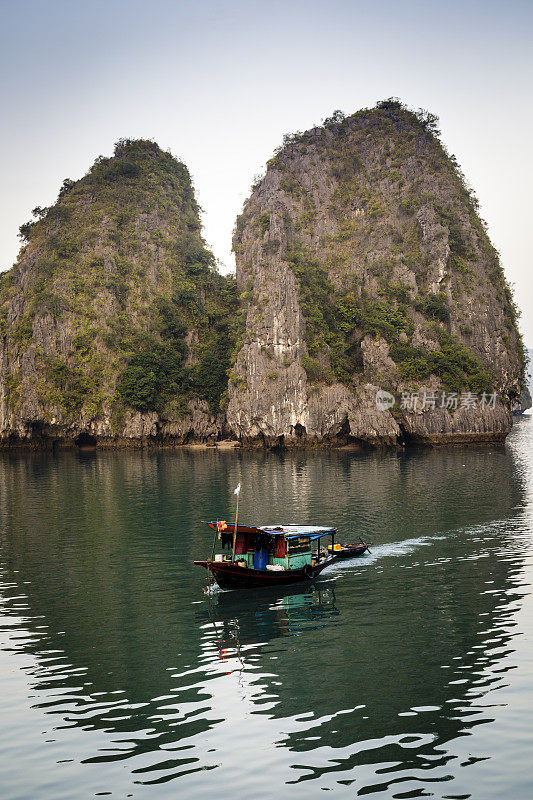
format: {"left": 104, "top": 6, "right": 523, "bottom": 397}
{"left": 1, "top": 139, "right": 239, "bottom": 428}
{"left": 286, "top": 243, "right": 492, "bottom": 392}
{"left": 234, "top": 98, "right": 525, "bottom": 403}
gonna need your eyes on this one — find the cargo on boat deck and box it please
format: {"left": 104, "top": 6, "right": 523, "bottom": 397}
{"left": 253, "top": 547, "right": 268, "bottom": 570}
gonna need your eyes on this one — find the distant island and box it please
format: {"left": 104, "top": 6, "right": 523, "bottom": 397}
{"left": 0, "top": 100, "right": 528, "bottom": 449}
{"left": 519, "top": 348, "right": 533, "bottom": 413}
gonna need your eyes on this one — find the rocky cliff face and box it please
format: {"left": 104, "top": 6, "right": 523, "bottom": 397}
{"left": 0, "top": 105, "right": 527, "bottom": 450}
{"left": 0, "top": 140, "right": 237, "bottom": 446}
{"left": 228, "top": 101, "right": 526, "bottom": 447}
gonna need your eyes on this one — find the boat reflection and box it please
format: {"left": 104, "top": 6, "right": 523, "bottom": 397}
{"left": 200, "top": 583, "right": 340, "bottom": 656}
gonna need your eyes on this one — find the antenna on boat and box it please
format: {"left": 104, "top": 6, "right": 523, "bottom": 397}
{"left": 231, "top": 483, "right": 241, "bottom": 563}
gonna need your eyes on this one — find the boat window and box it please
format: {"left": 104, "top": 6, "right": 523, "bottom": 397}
{"left": 287, "top": 537, "right": 310, "bottom": 553}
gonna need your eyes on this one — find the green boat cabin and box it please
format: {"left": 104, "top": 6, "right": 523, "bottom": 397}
{"left": 205, "top": 523, "right": 337, "bottom": 572}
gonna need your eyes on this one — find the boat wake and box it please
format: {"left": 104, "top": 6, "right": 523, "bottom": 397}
{"left": 203, "top": 582, "right": 223, "bottom": 596}
{"left": 328, "top": 535, "right": 445, "bottom": 573}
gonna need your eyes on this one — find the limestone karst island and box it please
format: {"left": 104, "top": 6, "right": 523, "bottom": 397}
{"left": 0, "top": 100, "right": 527, "bottom": 449}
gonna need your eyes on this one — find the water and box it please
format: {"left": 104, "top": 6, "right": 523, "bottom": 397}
{"left": 0, "top": 418, "right": 532, "bottom": 800}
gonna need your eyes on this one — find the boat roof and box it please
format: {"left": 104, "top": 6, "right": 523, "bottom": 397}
{"left": 258, "top": 525, "right": 336, "bottom": 539}
{"left": 204, "top": 521, "right": 336, "bottom": 540}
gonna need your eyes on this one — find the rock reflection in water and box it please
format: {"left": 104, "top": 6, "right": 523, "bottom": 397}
{"left": 0, "top": 419, "right": 531, "bottom": 798}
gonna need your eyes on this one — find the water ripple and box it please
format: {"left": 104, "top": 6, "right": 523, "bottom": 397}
{"left": 0, "top": 419, "right": 532, "bottom": 797}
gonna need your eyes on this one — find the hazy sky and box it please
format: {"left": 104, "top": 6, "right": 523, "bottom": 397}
{"left": 1, "top": 0, "right": 532, "bottom": 345}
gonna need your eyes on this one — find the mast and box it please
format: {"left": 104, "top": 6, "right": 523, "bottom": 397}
{"left": 231, "top": 483, "right": 241, "bottom": 563}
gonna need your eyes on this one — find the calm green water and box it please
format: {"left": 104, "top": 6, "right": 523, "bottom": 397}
{"left": 1, "top": 418, "right": 532, "bottom": 799}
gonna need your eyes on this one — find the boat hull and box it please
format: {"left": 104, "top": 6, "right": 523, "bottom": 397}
{"left": 194, "top": 558, "right": 336, "bottom": 589}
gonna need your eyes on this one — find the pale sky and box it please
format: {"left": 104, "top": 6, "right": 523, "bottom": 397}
{"left": 1, "top": 0, "right": 532, "bottom": 346}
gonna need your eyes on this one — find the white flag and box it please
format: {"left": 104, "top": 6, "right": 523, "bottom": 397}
{"left": 234, "top": 483, "right": 241, "bottom": 495}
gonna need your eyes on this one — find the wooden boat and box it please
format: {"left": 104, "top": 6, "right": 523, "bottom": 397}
{"left": 327, "top": 540, "right": 369, "bottom": 558}
{"left": 194, "top": 523, "right": 338, "bottom": 590}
